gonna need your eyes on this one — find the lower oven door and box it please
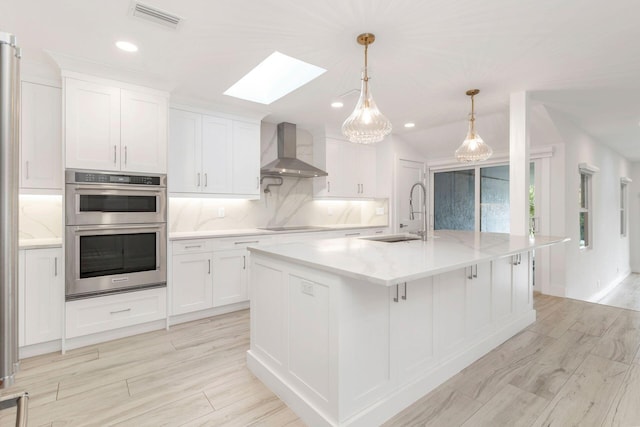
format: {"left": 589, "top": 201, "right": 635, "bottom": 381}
{"left": 65, "top": 223, "right": 166, "bottom": 300}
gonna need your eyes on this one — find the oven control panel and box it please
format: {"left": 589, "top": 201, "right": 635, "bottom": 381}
{"left": 73, "top": 172, "right": 162, "bottom": 186}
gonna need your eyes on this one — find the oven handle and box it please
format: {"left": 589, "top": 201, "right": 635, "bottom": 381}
{"left": 70, "top": 224, "right": 164, "bottom": 232}
{"left": 71, "top": 185, "right": 165, "bottom": 193}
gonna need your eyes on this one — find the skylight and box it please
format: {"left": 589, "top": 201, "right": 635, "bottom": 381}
{"left": 224, "top": 51, "right": 326, "bottom": 105}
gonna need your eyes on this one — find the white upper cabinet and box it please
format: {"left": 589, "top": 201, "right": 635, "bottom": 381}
{"left": 120, "top": 89, "right": 168, "bottom": 173}
{"left": 169, "top": 109, "right": 202, "bottom": 193}
{"left": 20, "top": 81, "right": 62, "bottom": 190}
{"left": 168, "top": 107, "right": 260, "bottom": 198}
{"left": 64, "top": 74, "right": 168, "bottom": 173}
{"left": 231, "top": 120, "right": 260, "bottom": 195}
{"left": 202, "top": 115, "right": 233, "bottom": 193}
{"left": 315, "top": 137, "right": 377, "bottom": 199}
{"left": 65, "top": 78, "right": 121, "bottom": 171}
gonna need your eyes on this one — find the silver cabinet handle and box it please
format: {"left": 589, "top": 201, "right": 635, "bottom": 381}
{"left": 375, "top": 230, "right": 383, "bottom": 234}
{"left": 208, "top": 259, "right": 211, "bottom": 274}
{"left": 54, "top": 257, "right": 58, "bottom": 276}
{"left": 393, "top": 284, "right": 399, "bottom": 303}
{"left": 402, "top": 282, "right": 407, "bottom": 300}
{"left": 473, "top": 264, "right": 478, "bottom": 278}
{"left": 467, "top": 266, "right": 473, "bottom": 280}
{"left": 235, "top": 240, "right": 259, "bottom": 245}
{"left": 197, "top": 173, "right": 201, "bottom": 187}
{"left": 124, "top": 146, "right": 128, "bottom": 166}
{"left": 110, "top": 308, "right": 131, "bottom": 315}
{"left": 184, "top": 245, "right": 202, "bottom": 249}
{"left": 400, "top": 224, "right": 408, "bottom": 228}
{"left": 345, "top": 232, "right": 360, "bottom": 237}
{"left": 327, "top": 181, "right": 331, "bottom": 193}
{"left": 25, "top": 160, "right": 29, "bottom": 179}
{"left": 204, "top": 173, "right": 208, "bottom": 187}
{"left": 243, "top": 255, "right": 246, "bottom": 270}
{"left": 113, "top": 145, "right": 117, "bottom": 164}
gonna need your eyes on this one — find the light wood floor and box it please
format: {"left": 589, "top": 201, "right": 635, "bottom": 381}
{"left": 599, "top": 273, "right": 640, "bottom": 311}
{"left": 2, "top": 294, "right": 640, "bottom": 426}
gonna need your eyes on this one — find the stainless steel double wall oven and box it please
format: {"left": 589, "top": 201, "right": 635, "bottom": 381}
{"left": 65, "top": 170, "right": 167, "bottom": 300}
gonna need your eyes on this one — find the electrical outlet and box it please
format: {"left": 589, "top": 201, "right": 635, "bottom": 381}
{"left": 218, "top": 207, "right": 225, "bottom": 218}
{"left": 327, "top": 207, "right": 333, "bottom": 216}
{"left": 596, "top": 280, "right": 601, "bottom": 288}
{"left": 376, "top": 207, "right": 384, "bottom": 215}
{"left": 301, "top": 282, "right": 314, "bottom": 296}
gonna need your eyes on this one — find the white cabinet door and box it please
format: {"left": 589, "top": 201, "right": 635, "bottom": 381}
{"left": 202, "top": 115, "right": 233, "bottom": 194}
{"left": 212, "top": 249, "right": 248, "bottom": 307}
{"left": 359, "top": 145, "right": 377, "bottom": 198}
{"left": 435, "top": 268, "right": 467, "bottom": 355}
{"left": 232, "top": 121, "right": 260, "bottom": 195}
{"left": 18, "top": 250, "right": 25, "bottom": 347}
{"left": 121, "top": 89, "right": 167, "bottom": 173}
{"left": 513, "top": 252, "right": 531, "bottom": 313}
{"left": 24, "top": 248, "right": 63, "bottom": 345}
{"left": 65, "top": 78, "right": 121, "bottom": 171}
{"left": 171, "top": 252, "right": 213, "bottom": 315}
{"left": 169, "top": 109, "right": 202, "bottom": 193}
{"left": 342, "top": 142, "right": 360, "bottom": 197}
{"left": 465, "top": 262, "right": 492, "bottom": 336}
{"left": 390, "top": 278, "right": 436, "bottom": 383}
{"left": 492, "top": 256, "right": 514, "bottom": 321}
{"left": 20, "top": 82, "right": 62, "bottom": 190}
{"left": 324, "top": 138, "right": 346, "bottom": 197}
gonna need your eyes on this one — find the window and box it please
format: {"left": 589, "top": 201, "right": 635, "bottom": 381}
{"left": 480, "top": 165, "right": 510, "bottom": 233}
{"left": 578, "top": 163, "right": 598, "bottom": 249}
{"left": 620, "top": 178, "right": 631, "bottom": 237}
{"left": 579, "top": 172, "right": 591, "bottom": 248}
{"left": 434, "top": 169, "right": 475, "bottom": 231}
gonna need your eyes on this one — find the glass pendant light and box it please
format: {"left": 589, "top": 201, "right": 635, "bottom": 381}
{"left": 342, "top": 33, "right": 392, "bottom": 144}
{"left": 455, "top": 89, "right": 493, "bottom": 162}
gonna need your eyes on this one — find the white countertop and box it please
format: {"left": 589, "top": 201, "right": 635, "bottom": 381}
{"left": 169, "top": 224, "right": 387, "bottom": 240}
{"left": 248, "top": 230, "right": 569, "bottom": 286}
{"left": 19, "top": 238, "right": 63, "bottom": 249}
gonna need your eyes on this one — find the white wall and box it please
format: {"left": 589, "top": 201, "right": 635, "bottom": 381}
{"left": 628, "top": 162, "right": 640, "bottom": 272}
{"left": 546, "top": 108, "right": 631, "bottom": 301}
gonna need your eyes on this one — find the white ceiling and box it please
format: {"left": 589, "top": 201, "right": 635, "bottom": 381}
{"left": 3, "top": 0, "right": 640, "bottom": 159}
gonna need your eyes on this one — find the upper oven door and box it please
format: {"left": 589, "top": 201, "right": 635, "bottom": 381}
{"left": 66, "top": 184, "right": 166, "bottom": 225}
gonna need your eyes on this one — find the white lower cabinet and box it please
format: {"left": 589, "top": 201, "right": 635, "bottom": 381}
{"left": 171, "top": 252, "right": 214, "bottom": 315}
{"left": 390, "top": 278, "right": 435, "bottom": 383}
{"left": 20, "top": 248, "right": 63, "bottom": 346}
{"left": 66, "top": 287, "right": 166, "bottom": 339}
{"left": 212, "top": 249, "right": 248, "bottom": 307}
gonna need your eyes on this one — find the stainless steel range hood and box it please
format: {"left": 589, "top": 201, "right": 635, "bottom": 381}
{"left": 260, "top": 122, "right": 328, "bottom": 178}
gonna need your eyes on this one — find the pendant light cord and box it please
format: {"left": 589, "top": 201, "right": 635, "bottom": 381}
{"left": 363, "top": 41, "right": 369, "bottom": 98}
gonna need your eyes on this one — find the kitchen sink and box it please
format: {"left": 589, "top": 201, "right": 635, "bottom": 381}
{"left": 361, "top": 234, "right": 421, "bottom": 243}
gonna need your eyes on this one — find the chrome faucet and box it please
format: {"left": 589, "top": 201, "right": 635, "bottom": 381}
{"left": 409, "top": 182, "right": 428, "bottom": 241}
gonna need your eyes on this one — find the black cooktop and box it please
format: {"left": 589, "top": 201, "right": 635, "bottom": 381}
{"left": 257, "top": 225, "right": 330, "bottom": 232}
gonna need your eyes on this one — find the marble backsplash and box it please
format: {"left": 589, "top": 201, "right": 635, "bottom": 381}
{"left": 169, "top": 179, "right": 388, "bottom": 232}
{"left": 19, "top": 195, "right": 63, "bottom": 239}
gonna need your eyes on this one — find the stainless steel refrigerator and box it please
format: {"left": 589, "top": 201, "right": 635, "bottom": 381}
{"left": 0, "top": 31, "right": 28, "bottom": 426}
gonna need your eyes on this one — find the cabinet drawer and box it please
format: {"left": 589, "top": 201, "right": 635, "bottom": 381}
{"left": 210, "top": 236, "right": 273, "bottom": 251}
{"left": 66, "top": 287, "right": 166, "bottom": 338}
{"left": 173, "top": 239, "right": 212, "bottom": 254}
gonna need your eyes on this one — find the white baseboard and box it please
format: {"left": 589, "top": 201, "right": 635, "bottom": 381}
{"left": 247, "top": 310, "right": 536, "bottom": 427}
{"left": 19, "top": 340, "right": 62, "bottom": 359}
{"left": 64, "top": 319, "right": 166, "bottom": 351}
{"left": 168, "top": 301, "right": 249, "bottom": 326}
{"left": 588, "top": 270, "right": 631, "bottom": 303}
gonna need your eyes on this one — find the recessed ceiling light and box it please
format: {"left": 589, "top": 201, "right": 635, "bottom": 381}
{"left": 331, "top": 101, "right": 344, "bottom": 108}
{"left": 116, "top": 41, "right": 138, "bottom": 52}
{"left": 404, "top": 122, "right": 416, "bottom": 128}
{"left": 224, "top": 51, "right": 326, "bottom": 105}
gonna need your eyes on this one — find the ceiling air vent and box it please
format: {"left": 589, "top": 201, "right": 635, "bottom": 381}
{"left": 130, "top": 2, "right": 182, "bottom": 29}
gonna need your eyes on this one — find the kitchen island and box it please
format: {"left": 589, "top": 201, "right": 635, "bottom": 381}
{"left": 246, "top": 230, "right": 567, "bottom": 427}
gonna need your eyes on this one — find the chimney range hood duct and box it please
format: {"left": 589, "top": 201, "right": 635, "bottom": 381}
{"left": 260, "top": 123, "right": 328, "bottom": 178}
